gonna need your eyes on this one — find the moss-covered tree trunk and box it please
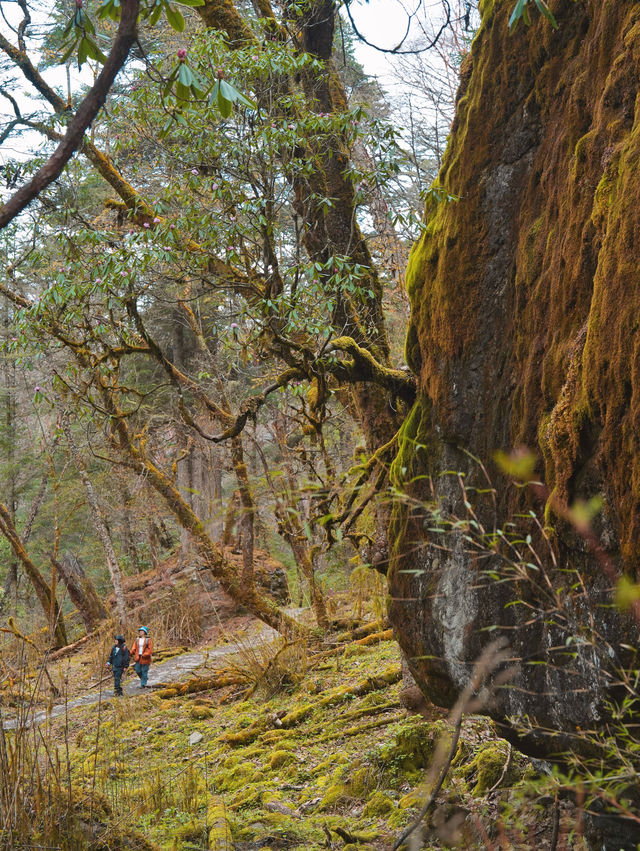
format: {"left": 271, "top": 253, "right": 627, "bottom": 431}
{"left": 389, "top": 0, "right": 640, "bottom": 759}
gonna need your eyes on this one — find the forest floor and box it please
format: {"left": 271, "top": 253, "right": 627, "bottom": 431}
{"left": 2, "top": 600, "right": 589, "bottom": 851}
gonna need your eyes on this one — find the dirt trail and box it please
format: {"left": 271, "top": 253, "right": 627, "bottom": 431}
{"left": 3, "top": 610, "right": 306, "bottom": 730}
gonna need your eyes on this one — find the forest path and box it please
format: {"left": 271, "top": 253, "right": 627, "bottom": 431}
{"left": 4, "top": 609, "right": 307, "bottom": 730}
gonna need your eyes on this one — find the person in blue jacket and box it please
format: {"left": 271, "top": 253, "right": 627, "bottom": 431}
{"left": 106, "top": 634, "right": 130, "bottom": 696}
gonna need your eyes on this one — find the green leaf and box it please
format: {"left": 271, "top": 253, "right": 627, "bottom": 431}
{"left": 175, "top": 0, "right": 204, "bottom": 6}
{"left": 165, "top": 3, "right": 185, "bottom": 31}
{"left": 148, "top": 1, "right": 163, "bottom": 26}
{"left": 177, "top": 63, "right": 194, "bottom": 86}
{"left": 98, "top": 0, "right": 121, "bottom": 21}
{"left": 163, "top": 66, "right": 179, "bottom": 96}
{"left": 77, "top": 37, "right": 89, "bottom": 67}
{"left": 218, "top": 79, "right": 237, "bottom": 101}
{"left": 533, "top": 0, "right": 558, "bottom": 27}
{"left": 508, "top": 0, "right": 527, "bottom": 29}
{"left": 84, "top": 37, "right": 107, "bottom": 63}
{"left": 60, "top": 39, "right": 79, "bottom": 65}
{"left": 176, "top": 81, "right": 192, "bottom": 100}
{"left": 218, "top": 78, "right": 256, "bottom": 109}
{"left": 217, "top": 86, "right": 232, "bottom": 118}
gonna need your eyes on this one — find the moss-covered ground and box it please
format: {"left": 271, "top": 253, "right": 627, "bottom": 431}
{"left": 29, "top": 624, "right": 561, "bottom": 850}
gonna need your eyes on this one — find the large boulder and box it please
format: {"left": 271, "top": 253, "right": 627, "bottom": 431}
{"left": 389, "top": 0, "right": 640, "bottom": 757}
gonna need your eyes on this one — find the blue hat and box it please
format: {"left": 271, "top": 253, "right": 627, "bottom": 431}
{"left": 137, "top": 626, "right": 148, "bottom": 634}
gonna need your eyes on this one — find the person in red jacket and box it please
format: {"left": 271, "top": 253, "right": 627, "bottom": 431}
{"left": 131, "top": 626, "right": 153, "bottom": 688}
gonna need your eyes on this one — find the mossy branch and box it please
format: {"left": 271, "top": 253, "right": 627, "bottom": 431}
{"left": 326, "top": 337, "right": 416, "bottom": 403}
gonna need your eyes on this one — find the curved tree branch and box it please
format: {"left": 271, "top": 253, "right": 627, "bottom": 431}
{"left": 0, "top": 0, "right": 140, "bottom": 229}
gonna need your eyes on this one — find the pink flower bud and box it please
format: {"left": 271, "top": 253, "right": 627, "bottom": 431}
{"left": 217, "top": 68, "right": 224, "bottom": 79}
{"left": 177, "top": 48, "right": 187, "bottom": 61}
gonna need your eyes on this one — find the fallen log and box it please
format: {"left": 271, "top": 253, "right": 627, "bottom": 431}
{"left": 279, "top": 666, "right": 402, "bottom": 728}
{"left": 354, "top": 628, "right": 394, "bottom": 646}
{"left": 154, "top": 668, "right": 245, "bottom": 698}
{"left": 48, "top": 630, "right": 100, "bottom": 662}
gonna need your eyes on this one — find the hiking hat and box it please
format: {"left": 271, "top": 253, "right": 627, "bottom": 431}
{"left": 137, "top": 626, "right": 148, "bottom": 633}
{"left": 115, "top": 634, "right": 125, "bottom": 642}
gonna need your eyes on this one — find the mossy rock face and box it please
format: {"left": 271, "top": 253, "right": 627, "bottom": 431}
{"left": 388, "top": 0, "right": 640, "bottom": 760}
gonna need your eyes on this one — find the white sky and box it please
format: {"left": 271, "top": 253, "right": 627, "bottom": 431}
{"left": 0, "top": 0, "right": 461, "bottom": 169}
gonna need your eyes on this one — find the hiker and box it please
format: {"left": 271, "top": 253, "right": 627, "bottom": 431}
{"left": 131, "top": 625, "right": 153, "bottom": 688}
{"left": 106, "top": 634, "right": 130, "bottom": 696}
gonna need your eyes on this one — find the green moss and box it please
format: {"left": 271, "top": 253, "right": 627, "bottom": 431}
{"left": 319, "top": 783, "right": 347, "bottom": 810}
{"left": 269, "top": 749, "right": 295, "bottom": 770}
{"left": 207, "top": 794, "right": 233, "bottom": 849}
{"left": 216, "top": 762, "right": 261, "bottom": 792}
{"left": 463, "top": 742, "right": 511, "bottom": 795}
{"left": 190, "top": 705, "right": 215, "bottom": 720}
{"left": 363, "top": 790, "right": 395, "bottom": 817}
{"left": 172, "top": 821, "right": 207, "bottom": 849}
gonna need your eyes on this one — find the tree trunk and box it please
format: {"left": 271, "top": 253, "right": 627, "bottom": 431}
{"left": 0, "top": 503, "right": 67, "bottom": 648}
{"left": 51, "top": 553, "right": 108, "bottom": 632}
{"left": 119, "top": 482, "right": 141, "bottom": 572}
{"left": 60, "top": 413, "right": 127, "bottom": 627}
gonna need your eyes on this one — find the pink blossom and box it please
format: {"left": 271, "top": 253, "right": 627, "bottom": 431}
{"left": 211, "top": 183, "right": 219, "bottom": 190}
{"left": 153, "top": 217, "right": 161, "bottom": 223}
{"left": 191, "top": 168, "right": 199, "bottom": 175}
{"left": 230, "top": 322, "right": 239, "bottom": 329}
{"left": 95, "top": 278, "right": 103, "bottom": 284}
{"left": 177, "top": 48, "right": 187, "bottom": 61}
{"left": 34, "top": 385, "right": 41, "bottom": 392}
{"left": 143, "top": 222, "right": 150, "bottom": 228}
